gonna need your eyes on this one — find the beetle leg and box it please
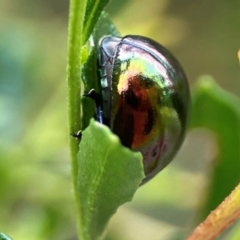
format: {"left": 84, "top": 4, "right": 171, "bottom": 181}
{"left": 83, "top": 89, "right": 101, "bottom": 102}
{"left": 71, "top": 130, "right": 82, "bottom": 140}
{"left": 84, "top": 89, "right": 104, "bottom": 124}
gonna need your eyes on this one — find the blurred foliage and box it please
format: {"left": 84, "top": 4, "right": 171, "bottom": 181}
{"left": 190, "top": 76, "right": 240, "bottom": 222}
{"left": 0, "top": 0, "right": 240, "bottom": 240}
{"left": 0, "top": 233, "right": 12, "bottom": 240}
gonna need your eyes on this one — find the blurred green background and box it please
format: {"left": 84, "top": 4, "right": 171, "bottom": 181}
{"left": 1, "top": 0, "right": 240, "bottom": 239}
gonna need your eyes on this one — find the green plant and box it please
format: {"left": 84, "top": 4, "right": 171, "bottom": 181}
{"left": 65, "top": 0, "right": 240, "bottom": 239}
{"left": 1, "top": 1, "right": 240, "bottom": 239}
{"left": 67, "top": 0, "right": 144, "bottom": 239}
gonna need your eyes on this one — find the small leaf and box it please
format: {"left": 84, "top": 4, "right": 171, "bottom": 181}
{"left": 0, "top": 233, "right": 12, "bottom": 240}
{"left": 81, "top": 12, "right": 119, "bottom": 91}
{"left": 81, "top": 13, "right": 119, "bottom": 130}
{"left": 190, "top": 75, "right": 240, "bottom": 220}
{"left": 92, "top": 12, "right": 120, "bottom": 41}
{"left": 77, "top": 119, "right": 144, "bottom": 240}
{"left": 83, "top": 0, "right": 111, "bottom": 44}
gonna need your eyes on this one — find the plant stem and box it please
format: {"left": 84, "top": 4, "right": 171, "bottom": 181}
{"left": 186, "top": 183, "right": 240, "bottom": 240}
{"left": 67, "top": 0, "right": 87, "bottom": 238}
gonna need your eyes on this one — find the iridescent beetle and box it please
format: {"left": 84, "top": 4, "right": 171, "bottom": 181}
{"left": 85, "top": 35, "right": 190, "bottom": 183}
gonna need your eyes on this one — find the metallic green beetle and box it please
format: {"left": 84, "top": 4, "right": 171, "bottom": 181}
{"left": 89, "top": 35, "right": 190, "bottom": 183}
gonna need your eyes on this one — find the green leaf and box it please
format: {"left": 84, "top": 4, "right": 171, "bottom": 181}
{"left": 190, "top": 75, "right": 240, "bottom": 220}
{"left": 92, "top": 12, "right": 120, "bottom": 41}
{"left": 81, "top": 12, "right": 119, "bottom": 92}
{"left": 0, "top": 233, "right": 12, "bottom": 240}
{"left": 77, "top": 119, "right": 144, "bottom": 240}
{"left": 81, "top": 12, "right": 119, "bottom": 130}
{"left": 82, "top": 0, "right": 111, "bottom": 44}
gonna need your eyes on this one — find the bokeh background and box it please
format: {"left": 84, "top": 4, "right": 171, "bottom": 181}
{"left": 1, "top": 0, "right": 240, "bottom": 239}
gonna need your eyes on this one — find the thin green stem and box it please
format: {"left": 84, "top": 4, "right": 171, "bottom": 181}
{"left": 67, "top": 0, "right": 87, "bottom": 238}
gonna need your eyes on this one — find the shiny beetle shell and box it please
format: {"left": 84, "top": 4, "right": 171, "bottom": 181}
{"left": 98, "top": 35, "right": 190, "bottom": 183}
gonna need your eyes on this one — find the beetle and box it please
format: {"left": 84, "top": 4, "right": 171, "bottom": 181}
{"left": 83, "top": 35, "right": 190, "bottom": 183}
